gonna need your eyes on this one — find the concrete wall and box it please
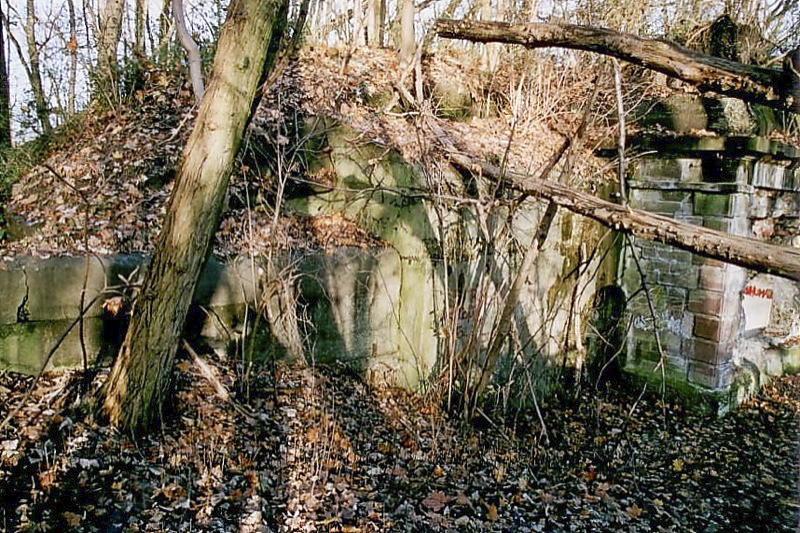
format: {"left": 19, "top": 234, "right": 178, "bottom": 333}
{"left": 0, "top": 120, "right": 615, "bottom": 398}
{"left": 0, "top": 254, "right": 257, "bottom": 374}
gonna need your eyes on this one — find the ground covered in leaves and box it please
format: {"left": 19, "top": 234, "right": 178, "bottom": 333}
{"left": 0, "top": 46, "right": 606, "bottom": 261}
{"left": 1, "top": 353, "right": 798, "bottom": 532}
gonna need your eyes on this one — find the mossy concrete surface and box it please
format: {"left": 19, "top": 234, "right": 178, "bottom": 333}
{"left": 622, "top": 362, "right": 738, "bottom": 416}
{"left": 1, "top": 120, "right": 615, "bottom": 397}
{"left": 293, "top": 121, "right": 616, "bottom": 392}
{"left": 0, "top": 254, "right": 257, "bottom": 374}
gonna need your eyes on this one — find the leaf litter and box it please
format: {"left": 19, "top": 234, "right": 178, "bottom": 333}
{"left": 0, "top": 46, "right": 604, "bottom": 261}
{"left": 1, "top": 354, "right": 799, "bottom": 532}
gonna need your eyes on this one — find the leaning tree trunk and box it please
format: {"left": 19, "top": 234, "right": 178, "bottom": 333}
{"left": 450, "top": 154, "right": 800, "bottom": 282}
{"left": 100, "top": 0, "right": 288, "bottom": 433}
{"left": 435, "top": 19, "right": 799, "bottom": 112}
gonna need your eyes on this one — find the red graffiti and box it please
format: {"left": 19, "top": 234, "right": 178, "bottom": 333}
{"left": 743, "top": 285, "right": 773, "bottom": 299}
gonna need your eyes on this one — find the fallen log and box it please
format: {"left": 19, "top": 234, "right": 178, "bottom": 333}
{"left": 449, "top": 153, "right": 800, "bottom": 282}
{"left": 435, "top": 19, "right": 799, "bottom": 112}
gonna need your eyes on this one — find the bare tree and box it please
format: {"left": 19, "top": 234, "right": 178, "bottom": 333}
{"left": 400, "top": 0, "right": 414, "bottom": 60}
{"left": 366, "top": 0, "right": 385, "bottom": 47}
{"left": 95, "top": 0, "right": 126, "bottom": 102}
{"left": 66, "top": 0, "right": 78, "bottom": 116}
{"left": 436, "top": 19, "right": 799, "bottom": 111}
{"left": 0, "top": 2, "right": 10, "bottom": 147}
{"left": 134, "top": 0, "right": 146, "bottom": 58}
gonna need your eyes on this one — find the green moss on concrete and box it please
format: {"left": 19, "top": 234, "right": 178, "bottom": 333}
{"left": 781, "top": 346, "right": 800, "bottom": 374}
{"left": 693, "top": 192, "right": 731, "bottom": 216}
{"left": 431, "top": 78, "right": 475, "bottom": 121}
{"left": 623, "top": 363, "right": 736, "bottom": 416}
{"left": 0, "top": 318, "right": 105, "bottom": 374}
{"left": 288, "top": 123, "right": 442, "bottom": 388}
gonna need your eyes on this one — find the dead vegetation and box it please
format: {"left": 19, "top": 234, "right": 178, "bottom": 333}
{"left": 1, "top": 354, "right": 799, "bottom": 532}
{"left": 1, "top": 30, "right": 799, "bottom": 532}
{"left": 0, "top": 45, "right": 611, "bottom": 260}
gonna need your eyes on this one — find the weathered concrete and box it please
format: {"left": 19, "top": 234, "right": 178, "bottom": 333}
{"left": 291, "top": 121, "right": 615, "bottom": 392}
{"left": 1, "top": 119, "right": 615, "bottom": 398}
{"left": 0, "top": 254, "right": 257, "bottom": 374}
{"left": 620, "top": 134, "right": 800, "bottom": 413}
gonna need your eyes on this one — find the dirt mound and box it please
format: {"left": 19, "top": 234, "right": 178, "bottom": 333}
{"left": 1, "top": 47, "right": 601, "bottom": 261}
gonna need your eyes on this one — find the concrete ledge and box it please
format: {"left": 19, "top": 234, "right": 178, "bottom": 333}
{"left": 628, "top": 135, "right": 800, "bottom": 160}
{"left": 628, "top": 180, "right": 754, "bottom": 194}
{"left": 0, "top": 248, "right": 439, "bottom": 389}
{"left": 622, "top": 363, "right": 738, "bottom": 416}
{"left": 0, "top": 254, "right": 258, "bottom": 374}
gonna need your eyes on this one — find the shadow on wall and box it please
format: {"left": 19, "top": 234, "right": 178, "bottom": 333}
{"left": 586, "top": 284, "right": 627, "bottom": 388}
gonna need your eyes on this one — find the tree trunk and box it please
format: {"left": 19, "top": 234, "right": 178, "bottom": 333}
{"left": 352, "top": 0, "right": 365, "bottom": 46}
{"left": 172, "top": 0, "right": 205, "bottom": 103}
{"left": 67, "top": 0, "right": 78, "bottom": 116}
{"left": 135, "top": 0, "right": 146, "bottom": 58}
{"left": 450, "top": 154, "right": 800, "bottom": 282}
{"left": 100, "top": 0, "right": 288, "bottom": 433}
{"left": 24, "top": 0, "right": 51, "bottom": 134}
{"left": 95, "top": 0, "right": 126, "bottom": 103}
{"left": 435, "top": 19, "right": 798, "bottom": 112}
{"left": 366, "top": 0, "right": 384, "bottom": 47}
{"left": 0, "top": 2, "right": 10, "bottom": 147}
{"left": 399, "top": 0, "right": 414, "bottom": 61}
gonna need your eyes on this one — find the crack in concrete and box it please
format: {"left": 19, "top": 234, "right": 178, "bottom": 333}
{"left": 16, "top": 269, "right": 30, "bottom": 323}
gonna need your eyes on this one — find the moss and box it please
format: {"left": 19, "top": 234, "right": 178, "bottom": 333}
{"left": 623, "top": 364, "right": 735, "bottom": 416}
{"left": 780, "top": 346, "right": 800, "bottom": 374}
{"left": 0, "top": 318, "right": 105, "bottom": 375}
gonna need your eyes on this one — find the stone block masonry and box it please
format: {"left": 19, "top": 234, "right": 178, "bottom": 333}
{"left": 621, "top": 135, "right": 800, "bottom": 413}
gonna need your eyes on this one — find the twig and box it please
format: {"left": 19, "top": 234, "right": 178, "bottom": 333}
{"left": 475, "top": 407, "right": 514, "bottom": 445}
{"left": 181, "top": 339, "right": 257, "bottom": 422}
{"left": 612, "top": 59, "right": 627, "bottom": 204}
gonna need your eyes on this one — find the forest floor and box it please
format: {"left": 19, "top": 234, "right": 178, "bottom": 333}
{"left": 1, "top": 351, "right": 799, "bottom": 532}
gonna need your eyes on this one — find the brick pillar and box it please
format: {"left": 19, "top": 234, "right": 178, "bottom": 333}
{"left": 623, "top": 155, "right": 750, "bottom": 392}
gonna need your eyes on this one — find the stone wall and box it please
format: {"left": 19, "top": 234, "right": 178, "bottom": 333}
{"left": 622, "top": 135, "right": 800, "bottom": 412}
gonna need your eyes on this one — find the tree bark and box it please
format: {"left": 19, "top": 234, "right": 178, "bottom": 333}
{"left": 435, "top": 19, "right": 798, "bottom": 112}
{"left": 400, "top": 0, "right": 415, "bottom": 61}
{"left": 135, "top": 0, "right": 147, "bottom": 58}
{"left": 352, "top": 0, "right": 365, "bottom": 46}
{"left": 0, "top": 2, "right": 10, "bottom": 147}
{"left": 172, "top": 0, "right": 205, "bottom": 103}
{"left": 24, "top": 0, "right": 51, "bottom": 134}
{"left": 450, "top": 154, "right": 800, "bottom": 282}
{"left": 66, "top": 0, "right": 78, "bottom": 116}
{"left": 366, "top": 0, "right": 385, "bottom": 47}
{"left": 95, "top": 0, "right": 126, "bottom": 103}
{"left": 100, "top": 0, "right": 288, "bottom": 433}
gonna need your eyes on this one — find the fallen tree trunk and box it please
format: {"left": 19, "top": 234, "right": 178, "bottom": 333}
{"left": 435, "top": 19, "right": 799, "bottom": 112}
{"left": 449, "top": 154, "right": 800, "bottom": 282}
